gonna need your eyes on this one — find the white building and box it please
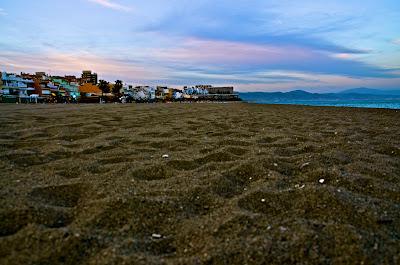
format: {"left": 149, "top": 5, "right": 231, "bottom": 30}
{"left": 125, "top": 86, "right": 156, "bottom": 101}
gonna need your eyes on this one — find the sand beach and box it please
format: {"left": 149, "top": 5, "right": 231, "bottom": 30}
{"left": 0, "top": 103, "right": 399, "bottom": 264}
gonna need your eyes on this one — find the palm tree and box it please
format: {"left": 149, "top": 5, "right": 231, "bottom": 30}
{"left": 113, "top": 80, "right": 123, "bottom": 99}
{"left": 98, "top": 80, "right": 110, "bottom": 99}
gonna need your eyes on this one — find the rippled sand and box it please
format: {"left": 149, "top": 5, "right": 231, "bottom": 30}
{"left": 0, "top": 103, "right": 399, "bottom": 264}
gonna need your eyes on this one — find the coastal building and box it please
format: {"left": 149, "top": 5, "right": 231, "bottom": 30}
{"left": 78, "top": 83, "right": 101, "bottom": 103}
{"left": 52, "top": 78, "right": 80, "bottom": 99}
{"left": 1, "top": 72, "right": 35, "bottom": 98}
{"left": 184, "top": 85, "right": 239, "bottom": 101}
{"left": 172, "top": 89, "right": 183, "bottom": 100}
{"left": 20, "top": 72, "right": 36, "bottom": 80}
{"left": 0, "top": 72, "right": 3, "bottom": 92}
{"left": 64, "top": 75, "right": 78, "bottom": 83}
{"left": 41, "top": 86, "right": 52, "bottom": 98}
{"left": 195, "top": 85, "right": 212, "bottom": 89}
{"left": 79, "top": 83, "right": 101, "bottom": 96}
{"left": 206, "top": 86, "right": 234, "bottom": 94}
{"left": 35, "top": 72, "right": 46, "bottom": 79}
{"left": 156, "top": 86, "right": 168, "bottom": 100}
{"left": 35, "top": 81, "right": 49, "bottom": 98}
{"left": 184, "top": 86, "right": 209, "bottom": 96}
{"left": 81, "top": 70, "right": 98, "bottom": 85}
{"left": 46, "top": 81, "right": 60, "bottom": 96}
{"left": 1, "top": 69, "right": 240, "bottom": 103}
{"left": 126, "top": 86, "right": 156, "bottom": 101}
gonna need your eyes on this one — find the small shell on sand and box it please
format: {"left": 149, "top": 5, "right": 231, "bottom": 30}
{"left": 295, "top": 184, "right": 306, "bottom": 189}
{"left": 319, "top": 179, "right": 325, "bottom": 184}
{"left": 300, "top": 162, "right": 310, "bottom": 169}
{"left": 162, "top": 154, "right": 169, "bottom": 159}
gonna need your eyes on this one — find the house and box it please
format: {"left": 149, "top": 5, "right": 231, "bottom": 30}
{"left": 35, "top": 79, "right": 52, "bottom": 99}
{"left": 184, "top": 86, "right": 209, "bottom": 99}
{"left": 79, "top": 83, "right": 101, "bottom": 96}
{"left": 64, "top": 75, "right": 77, "bottom": 83}
{"left": 52, "top": 78, "right": 80, "bottom": 99}
{"left": 183, "top": 85, "right": 239, "bottom": 101}
{"left": 205, "top": 86, "right": 234, "bottom": 95}
{"left": 78, "top": 83, "right": 102, "bottom": 103}
{"left": 0, "top": 72, "right": 3, "bottom": 94}
{"left": 126, "top": 86, "right": 156, "bottom": 102}
{"left": 172, "top": 89, "right": 184, "bottom": 100}
{"left": 1, "top": 72, "right": 35, "bottom": 101}
{"left": 35, "top": 72, "right": 46, "bottom": 79}
{"left": 156, "top": 86, "right": 169, "bottom": 100}
{"left": 47, "top": 81, "right": 59, "bottom": 94}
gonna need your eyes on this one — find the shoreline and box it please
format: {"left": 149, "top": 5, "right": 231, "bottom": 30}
{"left": 1, "top": 100, "right": 400, "bottom": 111}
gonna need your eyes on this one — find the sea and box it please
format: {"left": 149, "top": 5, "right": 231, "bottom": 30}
{"left": 247, "top": 99, "right": 400, "bottom": 110}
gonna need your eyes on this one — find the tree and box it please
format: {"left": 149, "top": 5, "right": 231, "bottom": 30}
{"left": 113, "top": 80, "right": 123, "bottom": 98}
{"left": 33, "top": 79, "right": 43, "bottom": 96}
{"left": 98, "top": 80, "right": 110, "bottom": 98}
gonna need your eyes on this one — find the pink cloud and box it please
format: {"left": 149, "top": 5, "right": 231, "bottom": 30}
{"left": 0, "top": 50, "right": 165, "bottom": 81}
{"left": 152, "top": 38, "right": 315, "bottom": 65}
{"left": 331, "top": 53, "right": 354, "bottom": 60}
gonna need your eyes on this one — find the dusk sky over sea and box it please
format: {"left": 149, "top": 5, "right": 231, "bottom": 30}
{"left": 0, "top": 0, "right": 399, "bottom": 92}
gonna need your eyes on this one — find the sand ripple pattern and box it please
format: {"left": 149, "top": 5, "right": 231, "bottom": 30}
{"left": 0, "top": 103, "right": 399, "bottom": 264}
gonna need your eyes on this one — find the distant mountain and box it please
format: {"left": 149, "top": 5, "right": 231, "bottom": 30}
{"left": 239, "top": 89, "right": 400, "bottom": 103}
{"left": 339, "top": 88, "right": 400, "bottom": 96}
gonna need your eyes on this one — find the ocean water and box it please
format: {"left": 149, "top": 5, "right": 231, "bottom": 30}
{"left": 249, "top": 99, "right": 400, "bottom": 110}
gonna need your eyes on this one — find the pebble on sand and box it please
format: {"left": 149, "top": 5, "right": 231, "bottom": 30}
{"left": 319, "top": 179, "right": 325, "bottom": 184}
{"left": 279, "top": 226, "right": 287, "bottom": 232}
{"left": 152, "top": 233, "right": 162, "bottom": 239}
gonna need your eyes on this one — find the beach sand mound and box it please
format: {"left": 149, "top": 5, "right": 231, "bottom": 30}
{"left": 0, "top": 103, "right": 399, "bottom": 264}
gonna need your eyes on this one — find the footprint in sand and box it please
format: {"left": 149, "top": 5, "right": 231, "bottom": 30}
{"left": 28, "top": 183, "right": 84, "bottom": 228}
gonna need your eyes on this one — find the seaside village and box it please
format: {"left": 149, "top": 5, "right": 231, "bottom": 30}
{"left": 0, "top": 70, "right": 240, "bottom": 103}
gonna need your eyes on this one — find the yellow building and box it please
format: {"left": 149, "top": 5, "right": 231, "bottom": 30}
{"left": 79, "top": 83, "right": 101, "bottom": 95}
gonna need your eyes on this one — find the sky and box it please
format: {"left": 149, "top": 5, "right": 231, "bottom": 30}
{"left": 0, "top": 0, "right": 399, "bottom": 92}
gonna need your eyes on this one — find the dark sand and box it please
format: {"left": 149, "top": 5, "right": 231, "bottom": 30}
{"left": 0, "top": 103, "right": 399, "bottom": 264}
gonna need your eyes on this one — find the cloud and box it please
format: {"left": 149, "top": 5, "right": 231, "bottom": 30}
{"left": 231, "top": 70, "right": 400, "bottom": 92}
{"left": 140, "top": 0, "right": 367, "bottom": 55}
{"left": 145, "top": 37, "right": 395, "bottom": 79}
{"left": 151, "top": 38, "right": 314, "bottom": 65}
{"left": 0, "top": 8, "right": 7, "bottom": 16}
{"left": 392, "top": 39, "right": 400, "bottom": 45}
{"left": 87, "top": 0, "right": 133, "bottom": 12}
{"left": 1, "top": 48, "right": 400, "bottom": 92}
{"left": 0, "top": 50, "right": 165, "bottom": 82}
{"left": 331, "top": 53, "right": 355, "bottom": 60}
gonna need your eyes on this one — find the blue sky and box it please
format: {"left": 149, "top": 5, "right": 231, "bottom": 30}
{"left": 0, "top": 0, "right": 399, "bottom": 91}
